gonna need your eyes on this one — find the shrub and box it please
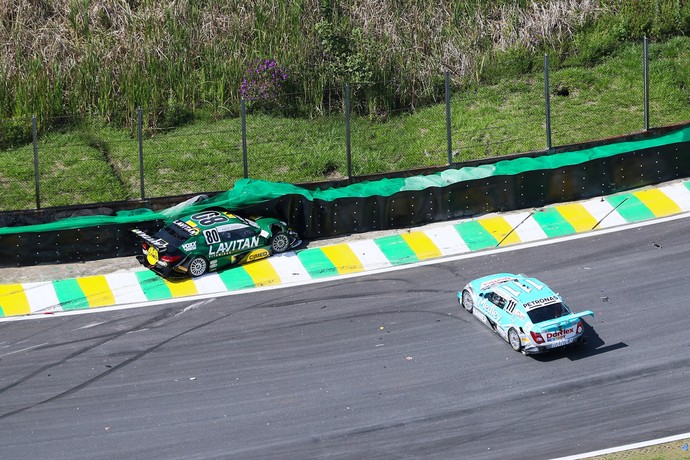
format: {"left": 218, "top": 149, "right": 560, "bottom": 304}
{"left": 0, "top": 116, "right": 33, "bottom": 150}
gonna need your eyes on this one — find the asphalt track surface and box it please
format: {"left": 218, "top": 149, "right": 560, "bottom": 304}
{"left": 1, "top": 217, "right": 689, "bottom": 460}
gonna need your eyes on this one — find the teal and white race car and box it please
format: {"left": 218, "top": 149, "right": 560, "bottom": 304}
{"left": 458, "top": 273, "right": 594, "bottom": 355}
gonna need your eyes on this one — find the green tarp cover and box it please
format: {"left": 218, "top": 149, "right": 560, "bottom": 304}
{"left": 2, "top": 125, "right": 689, "bottom": 235}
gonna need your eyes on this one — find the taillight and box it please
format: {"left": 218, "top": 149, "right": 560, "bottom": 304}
{"left": 530, "top": 330, "right": 544, "bottom": 344}
{"left": 576, "top": 320, "right": 583, "bottom": 334}
{"left": 161, "top": 254, "right": 181, "bottom": 263}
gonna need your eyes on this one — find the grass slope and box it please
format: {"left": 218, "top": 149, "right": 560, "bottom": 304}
{"left": 1, "top": 37, "right": 690, "bottom": 211}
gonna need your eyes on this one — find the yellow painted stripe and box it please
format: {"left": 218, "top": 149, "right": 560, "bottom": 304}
{"left": 477, "top": 216, "right": 521, "bottom": 246}
{"left": 0, "top": 284, "right": 31, "bottom": 316}
{"left": 321, "top": 244, "right": 364, "bottom": 274}
{"left": 164, "top": 278, "right": 199, "bottom": 297}
{"left": 400, "top": 231, "right": 443, "bottom": 259}
{"left": 555, "top": 203, "right": 598, "bottom": 232}
{"left": 634, "top": 189, "right": 682, "bottom": 217}
{"left": 76, "top": 275, "right": 117, "bottom": 308}
{"left": 243, "top": 259, "right": 282, "bottom": 287}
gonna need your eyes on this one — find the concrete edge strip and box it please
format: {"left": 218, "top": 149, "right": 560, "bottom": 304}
{"left": 550, "top": 431, "right": 690, "bottom": 459}
{"left": 1, "top": 180, "right": 689, "bottom": 317}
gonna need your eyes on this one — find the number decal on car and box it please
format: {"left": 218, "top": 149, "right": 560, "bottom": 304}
{"left": 203, "top": 229, "right": 221, "bottom": 245}
{"left": 191, "top": 211, "right": 229, "bottom": 227}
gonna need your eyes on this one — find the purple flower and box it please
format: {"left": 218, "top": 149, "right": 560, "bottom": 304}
{"left": 239, "top": 58, "right": 288, "bottom": 102}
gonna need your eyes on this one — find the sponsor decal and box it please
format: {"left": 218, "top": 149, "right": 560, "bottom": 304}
{"left": 480, "top": 277, "right": 517, "bottom": 290}
{"left": 472, "top": 308, "right": 488, "bottom": 325}
{"left": 522, "top": 295, "right": 560, "bottom": 310}
{"left": 546, "top": 327, "right": 574, "bottom": 342}
{"left": 174, "top": 220, "right": 200, "bottom": 235}
{"left": 181, "top": 241, "right": 197, "bottom": 252}
{"left": 247, "top": 249, "right": 269, "bottom": 262}
{"left": 209, "top": 236, "right": 261, "bottom": 258}
{"left": 215, "top": 223, "right": 247, "bottom": 233}
{"left": 484, "top": 303, "right": 501, "bottom": 321}
{"left": 132, "top": 229, "right": 168, "bottom": 248}
{"left": 146, "top": 246, "right": 159, "bottom": 265}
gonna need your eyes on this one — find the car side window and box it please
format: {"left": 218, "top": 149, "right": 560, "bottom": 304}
{"left": 224, "top": 226, "right": 256, "bottom": 242}
{"left": 488, "top": 293, "right": 507, "bottom": 309}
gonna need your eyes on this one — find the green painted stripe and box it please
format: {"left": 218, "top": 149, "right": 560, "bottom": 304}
{"left": 0, "top": 307, "right": 5, "bottom": 317}
{"left": 217, "top": 266, "right": 256, "bottom": 290}
{"left": 684, "top": 181, "right": 690, "bottom": 192}
{"left": 374, "top": 235, "right": 418, "bottom": 266}
{"left": 531, "top": 208, "right": 576, "bottom": 238}
{"left": 53, "top": 278, "right": 89, "bottom": 311}
{"left": 454, "top": 221, "right": 498, "bottom": 251}
{"left": 297, "top": 248, "right": 339, "bottom": 278}
{"left": 135, "top": 270, "right": 172, "bottom": 301}
{"left": 606, "top": 194, "right": 656, "bottom": 222}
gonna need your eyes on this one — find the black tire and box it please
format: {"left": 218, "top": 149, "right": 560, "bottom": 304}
{"left": 188, "top": 257, "right": 208, "bottom": 277}
{"left": 270, "top": 232, "right": 291, "bottom": 253}
{"left": 508, "top": 328, "right": 522, "bottom": 352}
{"left": 461, "top": 290, "right": 473, "bottom": 313}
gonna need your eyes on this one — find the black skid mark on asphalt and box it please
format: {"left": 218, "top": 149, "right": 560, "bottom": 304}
{"left": 0, "top": 305, "right": 248, "bottom": 419}
{"left": 249, "top": 278, "right": 421, "bottom": 310}
{"left": 0, "top": 309, "right": 178, "bottom": 399}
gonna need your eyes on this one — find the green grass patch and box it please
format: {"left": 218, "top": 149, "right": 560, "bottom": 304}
{"left": 2, "top": 38, "right": 690, "bottom": 211}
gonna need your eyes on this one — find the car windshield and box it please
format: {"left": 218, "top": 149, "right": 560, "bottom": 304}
{"left": 155, "top": 224, "right": 190, "bottom": 247}
{"left": 527, "top": 302, "right": 571, "bottom": 324}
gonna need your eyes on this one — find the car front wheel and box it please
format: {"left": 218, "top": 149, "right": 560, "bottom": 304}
{"left": 188, "top": 257, "right": 208, "bottom": 277}
{"left": 270, "top": 232, "right": 291, "bottom": 253}
{"left": 461, "top": 290, "right": 473, "bottom": 313}
{"left": 508, "top": 328, "right": 522, "bottom": 352}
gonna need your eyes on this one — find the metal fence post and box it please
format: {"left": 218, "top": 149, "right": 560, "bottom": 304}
{"left": 544, "top": 54, "right": 553, "bottom": 152}
{"left": 241, "top": 98, "right": 248, "bottom": 178}
{"left": 345, "top": 83, "right": 352, "bottom": 181}
{"left": 445, "top": 70, "right": 453, "bottom": 165}
{"left": 643, "top": 36, "right": 650, "bottom": 131}
{"left": 32, "top": 115, "right": 40, "bottom": 209}
{"left": 137, "top": 107, "right": 145, "bottom": 200}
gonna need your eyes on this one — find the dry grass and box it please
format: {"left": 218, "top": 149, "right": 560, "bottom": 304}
{"left": 0, "top": 0, "right": 609, "bottom": 124}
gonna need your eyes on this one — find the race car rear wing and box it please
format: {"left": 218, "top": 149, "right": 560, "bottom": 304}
{"left": 532, "top": 310, "right": 594, "bottom": 332}
{"left": 131, "top": 229, "right": 168, "bottom": 251}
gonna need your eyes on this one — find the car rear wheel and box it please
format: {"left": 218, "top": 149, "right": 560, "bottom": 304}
{"left": 188, "top": 257, "right": 208, "bottom": 277}
{"left": 270, "top": 232, "right": 291, "bottom": 253}
{"left": 508, "top": 328, "right": 522, "bottom": 352}
{"left": 461, "top": 290, "right": 473, "bottom": 313}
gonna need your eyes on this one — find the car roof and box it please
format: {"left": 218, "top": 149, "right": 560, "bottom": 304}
{"left": 176, "top": 211, "right": 253, "bottom": 231}
{"left": 473, "top": 273, "right": 562, "bottom": 311}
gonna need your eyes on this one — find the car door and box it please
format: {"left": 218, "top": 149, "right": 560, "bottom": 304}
{"left": 481, "top": 291, "right": 511, "bottom": 334}
{"left": 224, "top": 225, "right": 260, "bottom": 254}
{"left": 487, "top": 292, "right": 512, "bottom": 337}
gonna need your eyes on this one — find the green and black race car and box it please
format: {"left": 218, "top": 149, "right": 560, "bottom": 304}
{"left": 132, "top": 209, "right": 301, "bottom": 278}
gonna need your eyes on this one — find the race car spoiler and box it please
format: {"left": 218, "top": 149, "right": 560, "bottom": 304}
{"left": 131, "top": 228, "right": 168, "bottom": 251}
{"left": 531, "top": 310, "right": 595, "bottom": 332}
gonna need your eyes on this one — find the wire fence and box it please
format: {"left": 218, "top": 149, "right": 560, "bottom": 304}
{"left": 1, "top": 38, "right": 688, "bottom": 212}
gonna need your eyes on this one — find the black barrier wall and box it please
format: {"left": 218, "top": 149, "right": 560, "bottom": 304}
{"left": 233, "top": 140, "right": 690, "bottom": 239}
{"left": 0, "top": 137, "right": 688, "bottom": 267}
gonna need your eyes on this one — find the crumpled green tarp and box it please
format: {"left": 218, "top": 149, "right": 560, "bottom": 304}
{"left": 2, "top": 125, "right": 688, "bottom": 235}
